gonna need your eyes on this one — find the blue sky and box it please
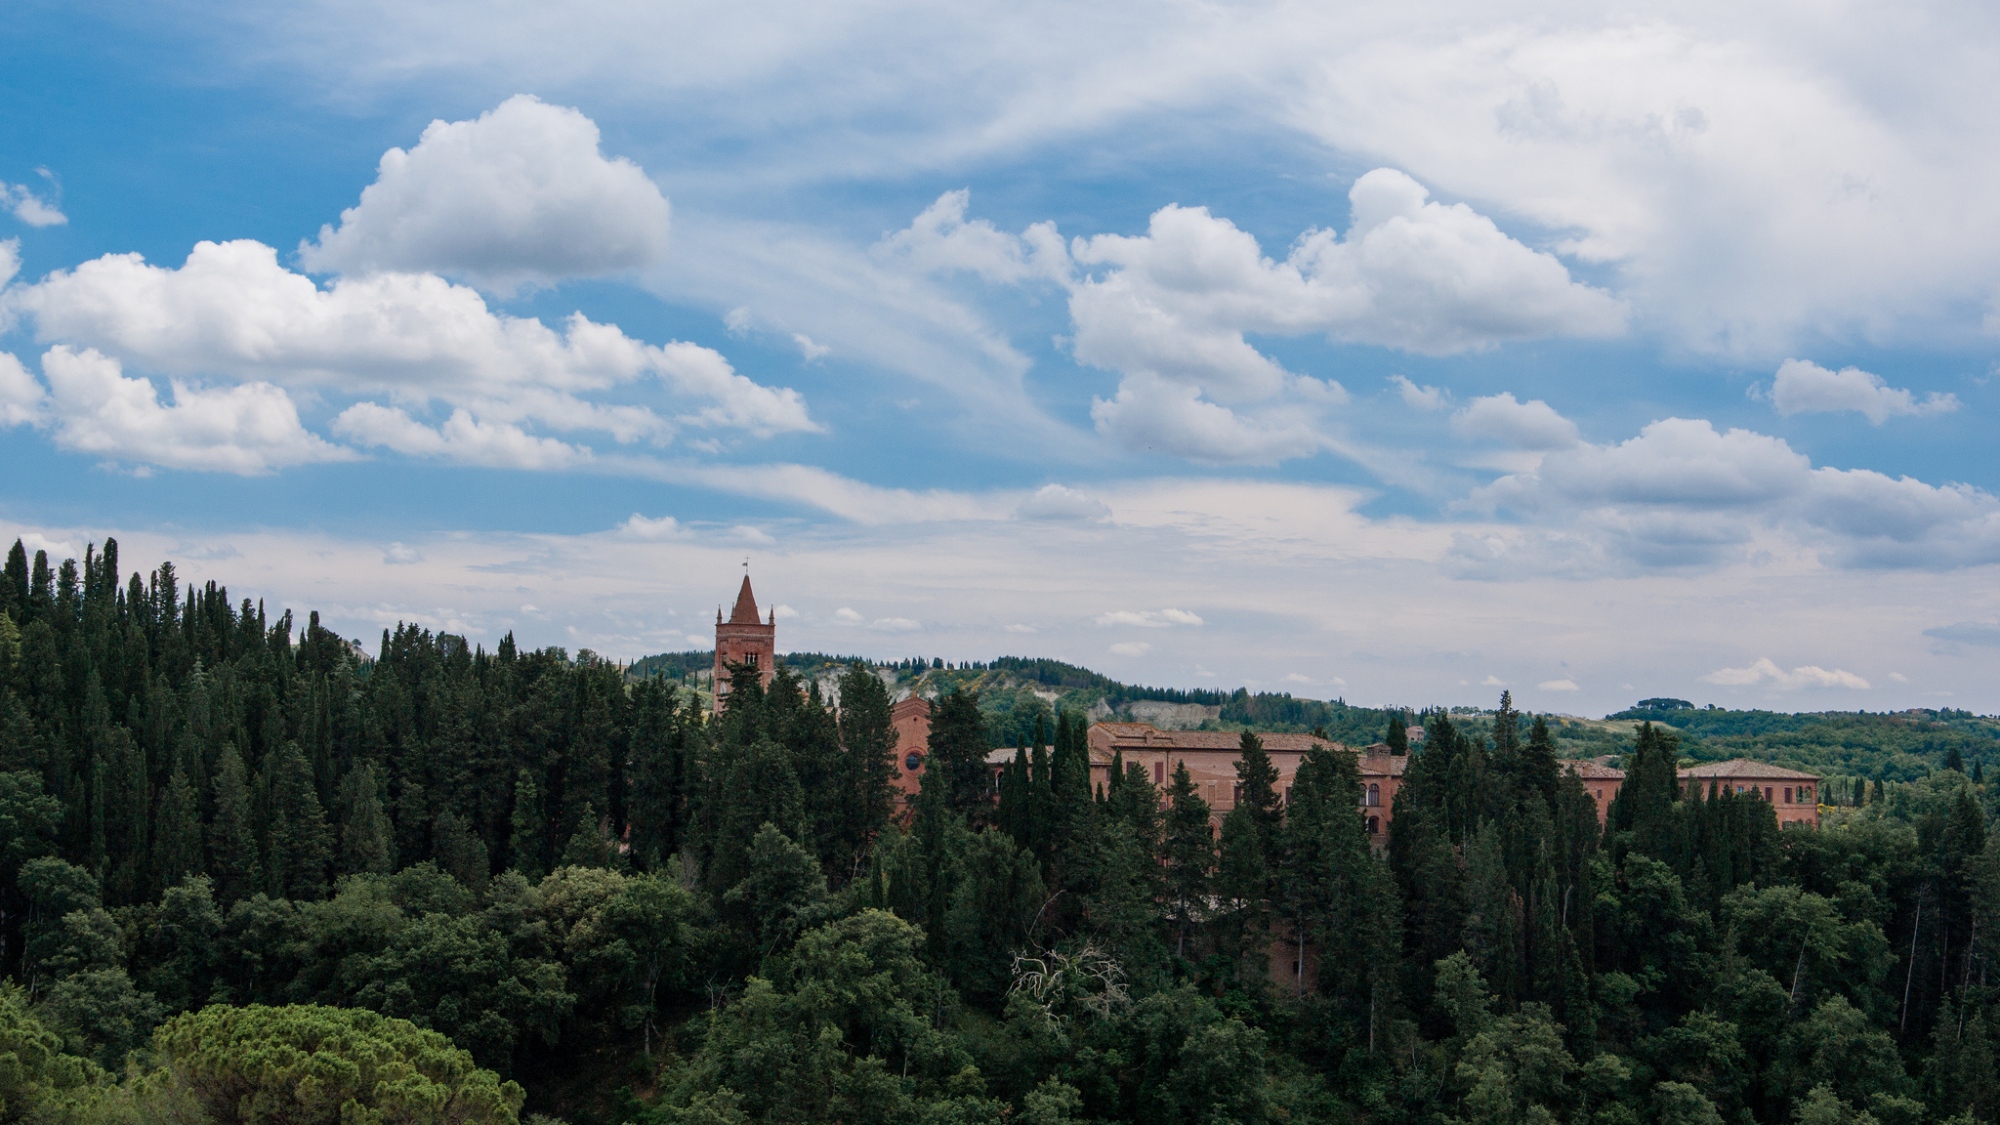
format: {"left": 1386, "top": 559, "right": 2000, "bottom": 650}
{"left": 4, "top": 0, "right": 2000, "bottom": 714}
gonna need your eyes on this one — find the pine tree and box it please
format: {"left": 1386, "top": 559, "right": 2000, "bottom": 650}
{"left": 207, "top": 747, "right": 259, "bottom": 905}
{"left": 926, "top": 690, "right": 991, "bottom": 821}
{"left": 1386, "top": 712, "right": 1410, "bottom": 755}
{"left": 337, "top": 761, "right": 394, "bottom": 876}
{"left": 432, "top": 809, "right": 491, "bottom": 890}
{"left": 1233, "top": 731, "right": 1282, "bottom": 842}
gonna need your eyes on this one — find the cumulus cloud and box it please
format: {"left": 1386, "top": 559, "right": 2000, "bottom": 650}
{"left": 833, "top": 607, "right": 864, "bottom": 624}
{"left": 1452, "top": 392, "right": 1579, "bottom": 450}
{"left": 332, "top": 403, "right": 588, "bottom": 469}
{"left": 0, "top": 239, "right": 19, "bottom": 289}
{"left": 1700, "top": 657, "right": 1869, "bottom": 691}
{"left": 1765, "top": 359, "right": 1958, "bottom": 424}
{"left": 1016, "top": 483, "right": 1110, "bottom": 521}
{"left": 2, "top": 178, "right": 65, "bottom": 228}
{"left": 0, "top": 352, "right": 46, "bottom": 426}
{"left": 9, "top": 239, "right": 814, "bottom": 470}
{"left": 37, "top": 346, "right": 355, "bottom": 474}
{"left": 299, "top": 96, "right": 671, "bottom": 291}
{"left": 1464, "top": 416, "right": 2000, "bottom": 571}
{"left": 1390, "top": 375, "right": 1449, "bottom": 410}
{"left": 618, "top": 514, "right": 683, "bottom": 539}
{"left": 1095, "top": 608, "right": 1203, "bottom": 628}
{"left": 1089, "top": 373, "right": 1330, "bottom": 464}
{"left": 872, "top": 190, "right": 1068, "bottom": 284}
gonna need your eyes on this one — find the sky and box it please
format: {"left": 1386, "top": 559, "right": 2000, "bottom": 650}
{"left": 2, "top": 0, "right": 1999, "bottom": 716}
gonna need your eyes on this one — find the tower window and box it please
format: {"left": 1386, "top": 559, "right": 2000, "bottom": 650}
{"left": 905, "top": 752, "right": 924, "bottom": 772}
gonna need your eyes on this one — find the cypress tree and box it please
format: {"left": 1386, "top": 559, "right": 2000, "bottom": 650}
{"left": 264, "top": 742, "right": 331, "bottom": 900}
{"left": 153, "top": 769, "right": 202, "bottom": 893}
{"left": 1162, "top": 761, "right": 1214, "bottom": 959}
{"left": 432, "top": 809, "right": 491, "bottom": 889}
{"left": 207, "top": 747, "right": 259, "bottom": 905}
{"left": 1386, "top": 712, "right": 1410, "bottom": 755}
{"left": 337, "top": 762, "right": 394, "bottom": 876}
{"left": 508, "top": 769, "right": 548, "bottom": 879}
{"left": 834, "top": 661, "right": 898, "bottom": 873}
{"left": 1233, "top": 731, "right": 1282, "bottom": 843}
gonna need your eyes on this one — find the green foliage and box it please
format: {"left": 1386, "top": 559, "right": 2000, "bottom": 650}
{"left": 145, "top": 1003, "right": 525, "bottom": 1125}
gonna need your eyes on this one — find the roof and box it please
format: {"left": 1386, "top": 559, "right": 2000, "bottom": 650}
{"left": 727, "top": 576, "right": 762, "bottom": 624}
{"left": 1565, "top": 759, "right": 1626, "bottom": 779}
{"left": 986, "top": 746, "right": 1409, "bottom": 777}
{"left": 1678, "top": 758, "right": 1820, "bottom": 781}
{"left": 1090, "top": 722, "right": 1344, "bottom": 754}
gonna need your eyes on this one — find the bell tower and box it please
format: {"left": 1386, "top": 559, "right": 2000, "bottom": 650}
{"left": 712, "top": 570, "right": 776, "bottom": 712}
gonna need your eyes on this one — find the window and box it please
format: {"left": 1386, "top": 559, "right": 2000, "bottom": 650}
{"left": 1784, "top": 787, "right": 1792, "bottom": 804}
{"left": 1803, "top": 786, "right": 1814, "bottom": 802}
{"left": 1154, "top": 761, "right": 1165, "bottom": 785}
{"left": 1366, "top": 816, "right": 1380, "bottom": 835}
{"left": 1233, "top": 783, "right": 1243, "bottom": 804}
{"left": 1284, "top": 786, "right": 1292, "bottom": 803}
{"left": 1367, "top": 783, "right": 1381, "bottom": 808}
{"left": 1765, "top": 787, "right": 1774, "bottom": 801}
{"left": 905, "top": 752, "right": 924, "bottom": 772}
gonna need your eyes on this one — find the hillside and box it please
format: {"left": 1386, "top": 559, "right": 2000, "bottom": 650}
{"left": 635, "top": 649, "right": 2000, "bottom": 785}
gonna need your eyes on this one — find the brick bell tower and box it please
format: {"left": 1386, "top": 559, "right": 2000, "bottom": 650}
{"left": 712, "top": 571, "right": 776, "bottom": 712}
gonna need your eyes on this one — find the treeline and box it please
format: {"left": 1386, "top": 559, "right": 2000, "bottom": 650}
{"left": 0, "top": 541, "right": 1995, "bottom": 1125}
{"left": 1610, "top": 703, "right": 2000, "bottom": 784}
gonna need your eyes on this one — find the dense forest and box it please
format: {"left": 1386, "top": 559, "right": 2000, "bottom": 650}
{"left": 0, "top": 538, "right": 1994, "bottom": 1125}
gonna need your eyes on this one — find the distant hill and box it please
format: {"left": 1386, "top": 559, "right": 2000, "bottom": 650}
{"left": 629, "top": 648, "right": 2000, "bottom": 784}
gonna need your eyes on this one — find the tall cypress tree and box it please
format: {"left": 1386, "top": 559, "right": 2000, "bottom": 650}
{"left": 207, "top": 747, "right": 259, "bottom": 905}
{"left": 264, "top": 742, "right": 331, "bottom": 900}
{"left": 153, "top": 769, "right": 202, "bottom": 893}
{"left": 1386, "top": 712, "right": 1410, "bottom": 755}
{"left": 834, "top": 661, "right": 898, "bottom": 875}
{"left": 337, "top": 761, "right": 394, "bottom": 876}
{"left": 1162, "top": 762, "right": 1214, "bottom": 959}
{"left": 926, "top": 689, "right": 992, "bottom": 822}
{"left": 508, "top": 768, "right": 548, "bottom": 880}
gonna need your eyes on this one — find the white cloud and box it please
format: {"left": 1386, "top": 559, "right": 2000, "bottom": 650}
{"left": 1452, "top": 392, "right": 1579, "bottom": 450}
{"left": 1466, "top": 416, "right": 2000, "bottom": 571}
{"left": 11, "top": 238, "right": 814, "bottom": 468}
{"left": 1390, "top": 375, "right": 1449, "bottom": 410}
{"left": 1766, "top": 359, "right": 1958, "bottom": 424}
{"left": 1004, "top": 623, "right": 1037, "bottom": 634}
{"left": 0, "top": 352, "right": 46, "bottom": 426}
{"left": 1700, "top": 657, "right": 1869, "bottom": 691}
{"left": 1016, "top": 483, "right": 1110, "bottom": 521}
{"left": 833, "top": 606, "right": 864, "bottom": 624}
{"left": 0, "top": 239, "right": 19, "bottom": 289}
{"left": 1538, "top": 678, "right": 1581, "bottom": 691}
{"left": 333, "top": 403, "right": 589, "bottom": 469}
{"left": 299, "top": 95, "right": 671, "bottom": 291}
{"left": 872, "top": 189, "right": 1068, "bottom": 285}
{"left": 1480, "top": 675, "right": 1507, "bottom": 686}
{"left": 2, "top": 180, "right": 65, "bottom": 228}
{"left": 383, "top": 542, "right": 423, "bottom": 565}
{"left": 791, "top": 333, "right": 830, "bottom": 360}
{"left": 1095, "top": 608, "right": 1203, "bottom": 628}
{"left": 771, "top": 603, "right": 799, "bottom": 619}
{"left": 1089, "top": 373, "right": 1328, "bottom": 465}
{"left": 869, "top": 616, "right": 923, "bottom": 632}
{"left": 1109, "top": 641, "right": 1153, "bottom": 656}
{"left": 618, "top": 513, "right": 683, "bottom": 539}
{"left": 38, "top": 346, "right": 355, "bottom": 475}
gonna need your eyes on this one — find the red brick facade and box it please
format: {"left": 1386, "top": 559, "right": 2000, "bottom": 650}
{"left": 711, "top": 576, "right": 775, "bottom": 713}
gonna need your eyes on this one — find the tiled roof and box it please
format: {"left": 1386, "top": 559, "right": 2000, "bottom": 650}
{"left": 1678, "top": 758, "right": 1820, "bottom": 781}
{"left": 1092, "top": 724, "right": 1340, "bottom": 753}
{"left": 1565, "top": 759, "right": 1626, "bottom": 779}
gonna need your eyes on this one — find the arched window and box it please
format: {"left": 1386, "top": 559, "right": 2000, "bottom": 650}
{"left": 1367, "top": 783, "right": 1381, "bottom": 807}
{"left": 1366, "top": 815, "right": 1380, "bottom": 835}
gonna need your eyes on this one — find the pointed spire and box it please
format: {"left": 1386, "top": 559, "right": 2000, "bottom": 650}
{"left": 728, "top": 575, "right": 760, "bottom": 624}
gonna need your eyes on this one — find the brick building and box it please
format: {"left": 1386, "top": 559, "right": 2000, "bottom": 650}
{"left": 711, "top": 575, "right": 775, "bottom": 713}
{"left": 1559, "top": 756, "right": 1821, "bottom": 827}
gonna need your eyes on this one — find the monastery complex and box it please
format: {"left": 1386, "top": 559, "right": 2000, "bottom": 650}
{"left": 714, "top": 577, "right": 1823, "bottom": 832}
